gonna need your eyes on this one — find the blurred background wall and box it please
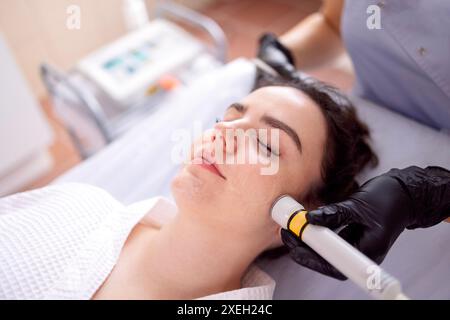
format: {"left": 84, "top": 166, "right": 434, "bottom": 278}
{"left": 0, "top": 0, "right": 215, "bottom": 99}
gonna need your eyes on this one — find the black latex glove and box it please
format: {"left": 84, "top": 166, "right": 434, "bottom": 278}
{"left": 281, "top": 166, "right": 450, "bottom": 280}
{"left": 257, "top": 33, "right": 298, "bottom": 80}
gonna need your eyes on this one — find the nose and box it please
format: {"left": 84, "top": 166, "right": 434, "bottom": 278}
{"left": 212, "top": 121, "right": 238, "bottom": 155}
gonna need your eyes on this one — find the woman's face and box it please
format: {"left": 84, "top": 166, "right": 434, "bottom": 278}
{"left": 171, "top": 86, "right": 327, "bottom": 248}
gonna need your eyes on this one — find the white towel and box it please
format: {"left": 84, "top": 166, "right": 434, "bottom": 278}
{"left": 0, "top": 183, "right": 275, "bottom": 299}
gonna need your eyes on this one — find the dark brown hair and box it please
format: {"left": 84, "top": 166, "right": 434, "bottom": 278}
{"left": 253, "top": 71, "right": 378, "bottom": 207}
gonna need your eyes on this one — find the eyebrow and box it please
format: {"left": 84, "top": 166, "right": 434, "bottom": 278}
{"left": 227, "top": 102, "right": 246, "bottom": 112}
{"left": 227, "top": 102, "right": 303, "bottom": 154}
{"left": 261, "top": 115, "right": 303, "bottom": 154}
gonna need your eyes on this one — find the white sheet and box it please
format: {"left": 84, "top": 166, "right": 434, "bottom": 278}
{"left": 0, "top": 183, "right": 143, "bottom": 299}
{"left": 56, "top": 59, "right": 450, "bottom": 299}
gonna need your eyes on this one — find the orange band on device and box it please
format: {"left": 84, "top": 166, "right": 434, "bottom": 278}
{"left": 287, "top": 210, "right": 309, "bottom": 239}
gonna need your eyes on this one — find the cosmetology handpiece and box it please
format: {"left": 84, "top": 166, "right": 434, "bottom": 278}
{"left": 271, "top": 195, "right": 410, "bottom": 300}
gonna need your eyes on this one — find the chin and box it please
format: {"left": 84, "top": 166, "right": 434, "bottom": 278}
{"left": 170, "top": 167, "right": 217, "bottom": 211}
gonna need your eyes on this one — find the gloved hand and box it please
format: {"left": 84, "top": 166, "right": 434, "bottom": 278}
{"left": 257, "top": 33, "right": 298, "bottom": 80}
{"left": 281, "top": 166, "right": 450, "bottom": 280}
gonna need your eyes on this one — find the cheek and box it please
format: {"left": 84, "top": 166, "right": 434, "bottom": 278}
{"left": 229, "top": 164, "right": 279, "bottom": 200}
{"left": 225, "top": 164, "right": 284, "bottom": 228}
{"left": 279, "top": 157, "right": 314, "bottom": 199}
{"left": 227, "top": 149, "right": 282, "bottom": 205}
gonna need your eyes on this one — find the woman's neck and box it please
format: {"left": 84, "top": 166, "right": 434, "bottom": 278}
{"left": 134, "top": 210, "right": 267, "bottom": 299}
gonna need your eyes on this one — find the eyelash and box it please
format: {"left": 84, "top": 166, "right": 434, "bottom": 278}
{"left": 258, "top": 138, "right": 280, "bottom": 157}
{"left": 258, "top": 138, "right": 272, "bottom": 155}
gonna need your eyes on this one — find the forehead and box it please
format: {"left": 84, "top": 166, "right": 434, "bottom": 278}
{"left": 243, "top": 86, "right": 312, "bottom": 109}
{"left": 242, "top": 86, "right": 326, "bottom": 133}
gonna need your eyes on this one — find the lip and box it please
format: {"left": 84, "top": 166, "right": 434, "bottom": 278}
{"left": 195, "top": 155, "right": 226, "bottom": 180}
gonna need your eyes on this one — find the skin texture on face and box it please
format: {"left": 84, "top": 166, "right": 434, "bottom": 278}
{"left": 171, "top": 86, "right": 327, "bottom": 250}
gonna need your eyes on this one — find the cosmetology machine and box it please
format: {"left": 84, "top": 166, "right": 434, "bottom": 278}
{"left": 41, "top": 1, "right": 227, "bottom": 158}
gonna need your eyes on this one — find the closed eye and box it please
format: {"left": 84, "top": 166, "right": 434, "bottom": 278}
{"left": 257, "top": 137, "right": 279, "bottom": 157}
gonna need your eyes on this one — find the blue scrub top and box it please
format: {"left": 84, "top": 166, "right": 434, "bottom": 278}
{"left": 342, "top": 0, "right": 450, "bottom": 132}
